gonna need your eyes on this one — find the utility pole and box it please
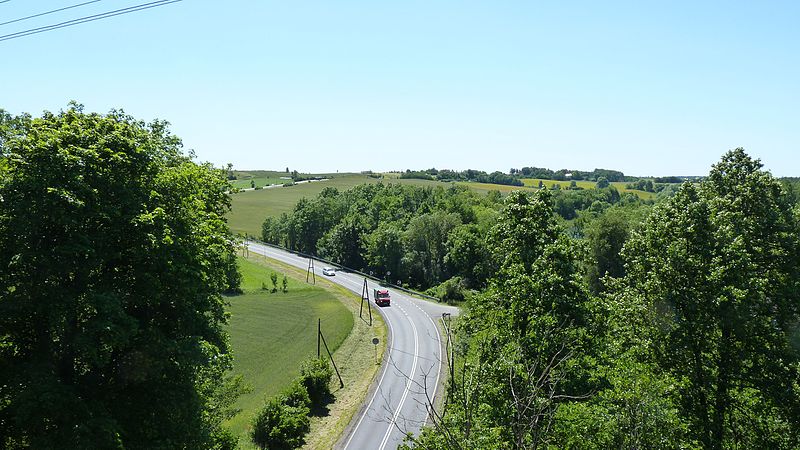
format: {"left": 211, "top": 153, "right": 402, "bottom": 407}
{"left": 442, "top": 313, "right": 454, "bottom": 386}
{"left": 306, "top": 258, "right": 315, "bottom": 284}
{"left": 360, "top": 278, "right": 372, "bottom": 326}
{"left": 318, "top": 318, "right": 344, "bottom": 388}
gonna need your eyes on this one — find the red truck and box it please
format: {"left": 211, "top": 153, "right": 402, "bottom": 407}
{"left": 374, "top": 289, "right": 391, "bottom": 307}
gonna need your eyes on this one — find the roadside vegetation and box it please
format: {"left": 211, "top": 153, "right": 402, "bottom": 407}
{"left": 243, "top": 149, "right": 800, "bottom": 449}
{"left": 227, "top": 254, "right": 386, "bottom": 449}
{"left": 404, "top": 149, "right": 800, "bottom": 449}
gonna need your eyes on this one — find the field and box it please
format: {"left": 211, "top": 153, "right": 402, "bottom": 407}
{"left": 227, "top": 173, "right": 659, "bottom": 237}
{"left": 225, "top": 254, "right": 386, "bottom": 449}
{"left": 227, "top": 173, "right": 446, "bottom": 236}
{"left": 520, "top": 178, "right": 656, "bottom": 200}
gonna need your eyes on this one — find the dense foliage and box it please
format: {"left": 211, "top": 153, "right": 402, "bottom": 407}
{"left": 0, "top": 105, "right": 241, "bottom": 449}
{"left": 260, "top": 181, "right": 648, "bottom": 296}
{"left": 250, "top": 357, "right": 333, "bottom": 449}
{"left": 405, "top": 149, "right": 800, "bottom": 449}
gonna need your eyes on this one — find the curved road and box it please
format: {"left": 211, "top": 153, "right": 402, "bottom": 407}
{"left": 246, "top": 241, "right": 459, "bottom": 450}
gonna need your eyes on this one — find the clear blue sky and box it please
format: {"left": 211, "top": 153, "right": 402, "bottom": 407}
{"left": 1, "top": 1, "right": 798, "bottom": 176}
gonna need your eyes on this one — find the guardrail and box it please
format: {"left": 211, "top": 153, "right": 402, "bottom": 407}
{"left": 240, "top": 235, "right": 443, "bottom": 303}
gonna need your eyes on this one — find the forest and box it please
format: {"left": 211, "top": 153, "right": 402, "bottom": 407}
{"left": 262, "top": 149, "right": 800, "bottom": 449}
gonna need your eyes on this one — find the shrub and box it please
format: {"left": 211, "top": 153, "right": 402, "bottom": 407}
{"left": 281, "top": 380, "right": 311, "bottom": 410}
{"left": 270, "top": 272, "right": 278, "bottom": 292}
{"left": 250, "top": 398, "right": 310, "bottom": 450}
{"left": 425, "top": 276, "right": 469, "bottom": 303}
{"left": 299, "top": 358, "right": 334, "bottom": 406}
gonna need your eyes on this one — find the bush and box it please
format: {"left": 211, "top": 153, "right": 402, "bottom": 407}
{"left": 250, "top": 398, "right": 310, "bottom": 450}
{"left": 281, "top": 380, "right": 311, "bottom": 410}
{"left": 425, "top": 276, "right": 469, "bottom": 303}
{"left": 299, "top": 358, "right": 334, "bottom": 406}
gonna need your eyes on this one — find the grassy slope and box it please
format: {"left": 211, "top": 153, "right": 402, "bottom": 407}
{"left": 227, "top": 174, "right": 447, "bottom": 236}
{"left": 228, "top": 173, "right": 658, "bottom": 237}
{"left": 225, "top": 256, "right": 352, "bottom": 444}
{"left": 520, "top": 178, "right": 656, "bottom": 200}
{"left": 226, "top": 254, "right": 387, "bottom": 449}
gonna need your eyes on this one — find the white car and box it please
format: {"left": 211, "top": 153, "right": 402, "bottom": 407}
{"left": 322, "top": 267, "right": 336, "bottom": 276}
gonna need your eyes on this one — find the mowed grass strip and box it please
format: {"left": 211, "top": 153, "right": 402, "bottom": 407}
{"left": 227, "top": 254, "right": 387, "bottom": 449}
{"left": 224, "top": 256, "right": 353, "bottom": 444}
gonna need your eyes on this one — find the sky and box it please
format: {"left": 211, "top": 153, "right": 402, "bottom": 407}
{"left": 1, "top": 1, "right": 798, "bottom": 177}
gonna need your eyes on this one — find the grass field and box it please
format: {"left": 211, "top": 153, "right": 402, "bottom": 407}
{"left": 520, "top": 178, "right": 656, "bottom": 200}
{"left": 227, "top": 173, "right": 448, "bottom": 236}
{"left": 227, "top": 173, "right": 659, "bottom": 237}
{"left": 225, "top": 254, "right": 386, "bottom": 449}
{"left": 225, "top": 257, "right": 352, "bottom": 444}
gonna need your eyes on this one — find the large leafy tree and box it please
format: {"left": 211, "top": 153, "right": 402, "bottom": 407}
{"left": 409, "top": 190, "right": 595, "bottom": 449}
{"left": 0, "top": 105, "right": 240, "bottom": 449}
{"left": 619, "top": 149, "right": 800, "bottom": 449}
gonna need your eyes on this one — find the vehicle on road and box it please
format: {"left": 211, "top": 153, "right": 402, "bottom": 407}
{"left": 322, "top": 267, "right": 336, "bottom": 276}
{"left": 374, "top": 289, "right": 391, "bottom": 306}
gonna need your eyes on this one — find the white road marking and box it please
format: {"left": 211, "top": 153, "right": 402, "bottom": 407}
{"left": 378, "top": 304, "right": 419, "bottom": 450}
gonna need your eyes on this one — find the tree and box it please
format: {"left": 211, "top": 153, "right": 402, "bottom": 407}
{"left": 270, "top": 272, "right": 279, "bottom": 292}
{"left": 0, "top": 105, "right": 241, "bottom": 449}
{"left": 596, "top": 176, "right": 610, "bottom": 189}
{"left": 618, "top": 149, "right": 800, "bottom": 449}
{"left": 582, "top": 205, "right": 647, "bottom": 294}
{"left": 250, "top": 398, "right": 309, "bottom": 450}
{"left": 402, "top": 211, "right": 461, "bottom": 287}
{"left": 408, "top": 190, "right": 596, "bottom": 449}
{"left": 281, "top": 273, "right": 288, "bottom": 292}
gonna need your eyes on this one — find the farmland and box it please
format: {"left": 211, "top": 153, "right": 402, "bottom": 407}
{"left": 227, "top": 173, "right": 445, "bottom": 236}
{"left": 227, "top": 173, "right": 656, "bottom": 237}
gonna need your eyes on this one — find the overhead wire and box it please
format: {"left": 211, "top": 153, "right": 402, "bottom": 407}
{"left": 1, "top": 1, "right": 105, "bottom": 27}
{"left": 0, "top": 0, "right": 182, "bottom": 43}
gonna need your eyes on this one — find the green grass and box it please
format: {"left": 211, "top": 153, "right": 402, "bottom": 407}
{"left": 230, "top": 175, "right": 294, "bottom": 189}
{"left": 519, "top": 178, "right": 657, "bottom": 200}
{"left": 227, "top": 173, "right": 451, "bottom": 236}
{"left": 224, "top": 256, "right": 354, "bottom": 443}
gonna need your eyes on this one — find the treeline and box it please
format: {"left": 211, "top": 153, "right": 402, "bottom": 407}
{"left": 399, "top": 165, "right": 695, "bottom": 188}
{"left": 261, "top": 180, "right": 652, "bottom": 302}
{"left": 399, "top": 168, "right": 524, "bottom": 186}
{"left": 404, "top": 149, "right": 800, "bottom": 450}
{"left": 262, "top": 184, "right": 500, "bottom": 294}
{"left": 510, "top": 166, "right": 629, "bottom": 182}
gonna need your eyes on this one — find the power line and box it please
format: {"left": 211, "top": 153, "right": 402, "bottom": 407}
{"left": 0, "top": 0, "right": 182, "bottom": 43}
{"left": 1, "top": 1, "right": 105, "bottom": 27}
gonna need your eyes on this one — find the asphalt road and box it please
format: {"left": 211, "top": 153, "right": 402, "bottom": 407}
{"left": 245, "top": 241, "right": 459, "bottom": 450}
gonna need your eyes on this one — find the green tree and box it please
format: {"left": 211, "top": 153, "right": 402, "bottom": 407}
{"left": 0, "top": 105, "right": 240, "bottom": 449}
{"left": 410, "top": 190, "right": 595, "bottom": 449}
{"left": 364, "top": 222, "right": 405, "bottom": 278}
{"left": 618, "top": 149, "right": 800, "bottom": 449}
{"left": 250, "top": 397, "right": 309, "bottom": 450}
{"left": 583, "top": 205, "right": 647, "bottom": 294}
{"left": 444, "top": 224, "right": 491, "bottom": 287}
{"left": 596, "top": 176, "right": 609, "bottom": 188}
{"left": 270, "top": 272, "right": 279, "bottom": 292}
{"left": 402, "top": 211, "right": 461, "bottom": 287}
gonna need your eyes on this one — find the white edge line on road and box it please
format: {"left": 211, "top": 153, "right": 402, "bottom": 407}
{"left": 342, "top": 284, "right": 393, "bottom": 449}
{"left": 247, "top": 242, "right": 441, "bottom": 448}
{"left": 378, "top": 303, "right": 419, "bottom": 450}
{"left": 422, "top": 306, "right": 442, "bottom": 427}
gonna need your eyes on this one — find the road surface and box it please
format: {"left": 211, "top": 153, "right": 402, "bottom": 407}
{"left": 245, "top": 241, "right": 459, "bottom": 450}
